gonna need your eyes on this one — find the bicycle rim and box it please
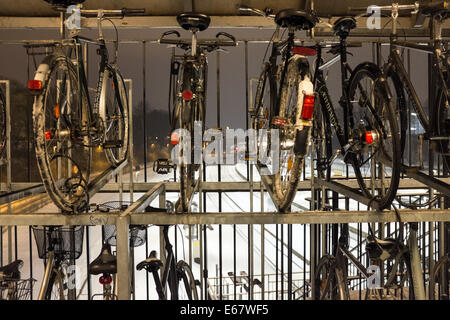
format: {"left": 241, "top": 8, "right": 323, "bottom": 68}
{"left": 33, "top": 55, "right": 92, "bottom": 213}
{"left": 102, "top": 66, "right": 129, "bottom": 166}
{"left": 348, "top": 64, "right": 401, "bottom": 210}
{"left": 44, "top": 268, "right": 66, "bottom": 300}
{"left": 437, "top": 89, "right": 450, "bottom": 173}
{"left": 273, "top": 59, "right": 306, "bottom": 212}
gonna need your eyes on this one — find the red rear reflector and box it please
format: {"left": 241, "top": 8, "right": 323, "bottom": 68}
{"left": 292, "top": 46, "right": 318, "bottom": 56}
{"left": 301, "top": 94, "right": 315, "bottom": 120}
{"left": 273, "top": 118, "right": 287, "bottom": 126}
{"left": 45, "top": 130, "right": 52, "bottom": 140}
{"left": 28, "top": 80, "right": 42, "bottom": 90}
{"left": 171, "top": 132, "right": 179, "bottom": 145}
{"left": 365, "top": 132, "right": 374, "bottom": 144}
{"left": 182, "top": 90, "right": 193, "bottom": 101}
{"left": 99, "top": 274, "right": 113, "bottom": 285}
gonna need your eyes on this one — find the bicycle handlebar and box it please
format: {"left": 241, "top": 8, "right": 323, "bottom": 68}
{"left": 159, "top": 31, "right": 237, "bottom": 50}
{"left": 349, "top": 1, "right": 449, "bottom": 17}
{"left": 237, "top": 5, "right": 275, "bottom": 18}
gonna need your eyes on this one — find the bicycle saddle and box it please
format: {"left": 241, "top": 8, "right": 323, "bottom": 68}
{"left": 136, "top": 250, "right": 163, "bottom": 273}
{"left": 0, "top": 260, "right": 23, "bottom": 280}
{"left": 275, "top": 9, "right": 317, "bottom": 30}
{"left": 365, "top": 236, "right": 399, "bottom": 261}
{"left": 421, "top": 2, "right": 450, "bottom": 18}
{"left": 177, "top": 13, "right": 211, "bottom": 31}
{"left": 333, "top": 17, "right": 357, "bottom": 38}
{"left": 88, "top": 243, "right": 117, "bottom": 275}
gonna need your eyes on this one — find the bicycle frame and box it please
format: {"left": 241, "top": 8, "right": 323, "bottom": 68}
{"left": 385, "top": 12, "right": 449, "bottom": 137}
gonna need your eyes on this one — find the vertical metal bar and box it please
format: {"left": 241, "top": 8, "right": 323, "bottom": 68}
{"left": 116, "top": 216, "right": 131, "bottom": 300}
{"left": 28, "top": 226, "right": 33, "bottom": 300}
{"left": 125, "top": 79, "right": 134, "bottom": 202}
{"left": 85, "top": 225, "right": 91, "bottom": 300}
{"left": 287, "top": 224, "right": 292, "bottom": 300}
{"left": 142, "top": 41, "right": 147, "bottom": 182}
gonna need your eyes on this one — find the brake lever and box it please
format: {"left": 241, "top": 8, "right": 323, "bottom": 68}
{"left": 160, "top": 30, "right": 180, "bottom": 39}
{"left": 216, "top": 31, "right": 237, "bottom": 44}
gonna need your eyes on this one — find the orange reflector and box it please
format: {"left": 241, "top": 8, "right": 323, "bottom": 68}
{"left": 171, "top": 132, "right": 179, "bottom": 145}
{"left": 45, "top": 130, "right": 52, "bottom": 140}
{"left": 365, "top": 131, "right": 374, "bottom": 144}
{"left": 28, "top": 80, "right": 42, "bottom": 90}
{"left": 301, "top": 94, "right": 315, "bottom": 120}
{"left": 54, "top": 104, "right": 60, "bottom": 118}
{"left": 182, "top": 90, "right": 193, "bottom": 101}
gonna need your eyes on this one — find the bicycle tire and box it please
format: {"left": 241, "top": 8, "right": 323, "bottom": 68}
{"left": 101, "top": 65, "right": 129, "bottom": 166}
{"left": 272, "top": 56, "right": 314, "bottom": 212}
{"left": 315, "top": 254, "right": 349, "bottom": 300}
{"left": 436, "top": 89, "right": 450, "bottom": 173}
{"left": 313, "top": 82, "right": 333, "bottom": 182}
{"left": 33, "top": 54, "right": 92, "bottom": 213}
{"left": 176, "top": 260, "right": 199, "bottom": 300}
{"left": 348, "top": 62, "right": 401, "bottom": 210}
{"left": 44, "top": 268, "right": 66, "bottom": 300}
{"left": 0, "top": 87, "right": 6, "bottom": 158}
{"left": 175, "top": 62, "right": 204, "bottom": 213}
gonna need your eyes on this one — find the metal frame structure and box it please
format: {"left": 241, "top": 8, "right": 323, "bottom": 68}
{"left": 0, "top": 11, "right": 449, "bottom": 300}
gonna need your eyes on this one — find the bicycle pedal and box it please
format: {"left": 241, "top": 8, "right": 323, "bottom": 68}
{"left": 103, "top": 140, "right": 123, "bottom": 149}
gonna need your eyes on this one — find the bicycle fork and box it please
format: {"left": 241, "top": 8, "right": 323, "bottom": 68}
{"left": 38, "top": 250, "right": 56, "bottom": 300}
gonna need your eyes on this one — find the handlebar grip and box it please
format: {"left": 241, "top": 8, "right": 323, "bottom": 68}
{"left": 121, "top": 8, "right": 146, "bottom": 16}
{"left": 420, "top": 1, "right": 449, "bottom": 15}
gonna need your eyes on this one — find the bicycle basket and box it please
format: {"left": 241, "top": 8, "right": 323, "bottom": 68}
{"left": 0, "top": 278, "right": 36, "bottom": 300}
{"left": 32, "top": 226, "right": 84, "bottom": 260}
{"left": 103, "top": 225, "right": 147, "bottom": 248}
{"left": 44, "top": 0, "right": 85, "bottom": 7}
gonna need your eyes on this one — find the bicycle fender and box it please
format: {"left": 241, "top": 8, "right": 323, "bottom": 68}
{"left": 294, "top": 126, "right": 311, "bottom": 155}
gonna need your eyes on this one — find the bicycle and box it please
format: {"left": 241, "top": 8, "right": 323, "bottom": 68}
{"left": 0, "top": 260, "right": 35, "bottom": 300}
{"left": 87, "top": 200, "right": 148, "bottom": 300}
{"left": 315, "top": 221, "right": 426, "bottom": 300}
{"left": 136, "top": 205, "right": 199, "bottom": 300}
{"left": 32, "top": 225, "right": 84, "bottom": 300}
{"left": 154, "top": 13, "right": 237, "bottom": 213}
{"left": 350, "top": 2, "right": 450, "bottom": 199}
{"left": 312, "top": 15, "right": 402, "bottom": 211}
{"left": 430, "top": 252, "right": 449, "bottom": 299}
{"left": 239, "top": 5, "right": 318, "bottom": 212}
{"left": 29, "top": 3, "right": 144, "bottom": 213}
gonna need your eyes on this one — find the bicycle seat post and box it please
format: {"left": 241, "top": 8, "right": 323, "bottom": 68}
{"left": 191, "top": 28, "right": 198, "bottom": 57}
{"left": 97, "top": 9, "right": 105, "bottom": 41}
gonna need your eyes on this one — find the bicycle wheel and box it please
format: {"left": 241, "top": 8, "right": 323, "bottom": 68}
{"left": 436, "top": 89, "right": 450, "bottom": 173}
{"left": 44, "top": 268, "right": 67, "bottom": 300}
{"left": 176, "top": 260, "right": 198, "bottom": 300}
{"left": 175, "top": 62, "right": 204, "bottom": 213}
{"left": 313, "top": 83, "right": 333, "bottom": 181}
{"left": 273, "top": 57, "right": 313, "bottom": 212}
{"left": 0, "top": 88, "right": 6, "bottom": 157}
{"left": 100, "top": 66, "right": 129, "bottom": 166}
{"left": 33, "top": 54, "right": 92, "bottom": 213}
{"left": 315, "top": 255, "right": 349, "bottom": 300}
{"left": 348, "top": 63, "right": 401, "bottom": 210}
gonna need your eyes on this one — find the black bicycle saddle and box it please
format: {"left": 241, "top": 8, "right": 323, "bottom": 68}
{"left": 0, "top": 260, "right": 23, "bottom": 280}
{"left": 136, "top": 250, "right": 163, "bottom": 273}
{"left": 88, "top": 243, "right": 117, "bottom": 275}
{"left": 44, "top": 0, "right": 85, "bottom": 7}
{"left": 274, "top": 9, "right": 317, "bottom": 30}
{"left": 177, "top": 12, "right": 211, "bottom": 31}
{"left": 333, "top": 17, "right": 357, "bottom": 37}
